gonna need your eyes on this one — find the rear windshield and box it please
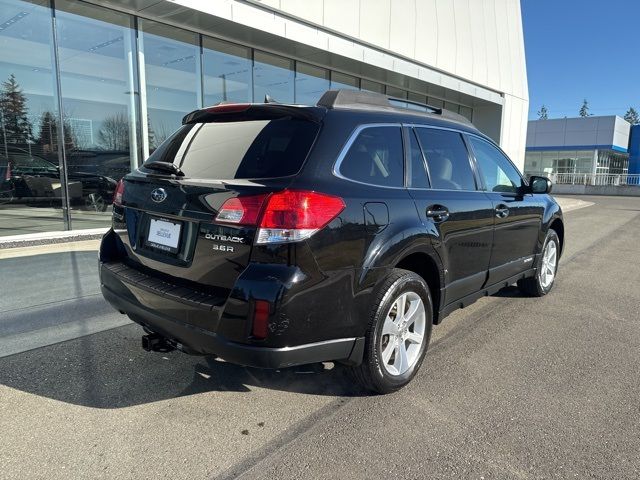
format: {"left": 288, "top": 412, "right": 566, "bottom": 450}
{"left": 144, "top": 118, "right": 319, "bottom": 179}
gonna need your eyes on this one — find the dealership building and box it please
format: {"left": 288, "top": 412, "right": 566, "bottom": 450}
{"left": 524, "top": 116, "right": 632, "bottom": 177}
{"left": 0, "top": 0, "right": 529, "bottom": 236}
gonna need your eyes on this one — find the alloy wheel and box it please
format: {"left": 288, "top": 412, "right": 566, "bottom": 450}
{"left": 379, "top": 291, "right": 426, "bottom": 376}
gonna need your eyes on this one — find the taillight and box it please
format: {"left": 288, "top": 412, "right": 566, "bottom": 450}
{"left": 214, "top": 190, "right": 345, "bottom": 244}
{"left": 215, "top": 194, "right": 268, "bottom": 225}
{"left": 4, "top": 161, "right": 11, "bottom": 181}
{"left": 113, "top": 179, "right": 125, "bottom": 206}
{"left": 257, "top": 190, "right": 345, "bottom": 244}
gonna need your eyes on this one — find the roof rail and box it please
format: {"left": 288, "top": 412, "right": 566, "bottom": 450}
{"left": 316, "top": 89, "right": 471, "bottom": 125}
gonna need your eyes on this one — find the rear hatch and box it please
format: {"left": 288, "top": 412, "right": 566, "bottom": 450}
{"left": 117, "top": 104, "right": 324, "bottom": 295}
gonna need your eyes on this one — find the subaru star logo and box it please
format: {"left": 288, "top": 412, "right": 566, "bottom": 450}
{"left": 151, "top": 188, "right": 167, "bottom": 203}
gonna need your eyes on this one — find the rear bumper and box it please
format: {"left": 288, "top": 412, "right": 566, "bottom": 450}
{"left": 100, "top": 264, "right": 363, "bottom": 369}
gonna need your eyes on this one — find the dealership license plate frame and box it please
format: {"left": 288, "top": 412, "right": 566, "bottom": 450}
{"left": 145, "top": 217, "right": 183, "bottom": 254}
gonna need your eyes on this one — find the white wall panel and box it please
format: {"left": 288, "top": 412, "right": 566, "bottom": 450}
{"left": 359, "top": 0, "right": 391, "bottom": 49}
{"left": 280, "top": 0, "right": 323, "bottom": 24}
{"left": 389, "top": 0, "right": 416, "bottom": 59}
{"left": 322, "top": 0, "right": 360, "bottom": 38}
{"left": 453, "top": 0, "right": 473, "bottom": 81}
{"left": 468, "top": 0, "right": 488, "bottom": 87}
{"left": 434, "top": 0, "right": 456, "bottom": 73}
{"left": 414, "top": 0, "right": 438, "bottom": 67}
{"left": 501, "top": 94, "right": 528, "bottom": 170}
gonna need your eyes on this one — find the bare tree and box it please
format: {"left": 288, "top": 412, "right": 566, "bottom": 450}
{"left": 98, "top": 112, "right": 129, "bottom": 151}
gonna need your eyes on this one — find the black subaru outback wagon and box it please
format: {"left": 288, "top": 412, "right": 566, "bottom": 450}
{"left": 100, "top": 90, "right": 563, "bottom": 393}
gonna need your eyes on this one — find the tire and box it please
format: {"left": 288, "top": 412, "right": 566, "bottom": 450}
{"left": 351, "top": 269, "right": 433, "bottom": 394}
{"left": 517, "top": 228, "right": 560, "bottom": 297}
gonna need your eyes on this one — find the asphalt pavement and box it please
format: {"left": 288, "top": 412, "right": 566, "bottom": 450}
{"left": 0, "top": 195, "right": 639, "bottom": 479}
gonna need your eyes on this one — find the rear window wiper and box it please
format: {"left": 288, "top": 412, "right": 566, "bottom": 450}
{"left": 143, "top": 161, "right": 184, "bottom": 176}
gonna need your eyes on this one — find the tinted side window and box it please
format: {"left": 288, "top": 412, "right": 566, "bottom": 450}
{"left": 408, "top": 129, "right": 429, "bottom": 188}
{"left": 414, "top": 128, "right": 476, "bottom": 190}
{"left": 469, "top": 136, "right": 523, "bottom": 193}
{"left": 339, "top": 126, "right": 404, "bottom": 187}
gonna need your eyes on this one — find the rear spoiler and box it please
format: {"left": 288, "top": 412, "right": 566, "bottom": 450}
{"left": 182, "top": 104, "right": 326, "bottom": 125}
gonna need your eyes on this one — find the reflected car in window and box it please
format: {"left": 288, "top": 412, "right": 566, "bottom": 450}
{"left": 0, "top": 147, "right": 117, "bottom": 211}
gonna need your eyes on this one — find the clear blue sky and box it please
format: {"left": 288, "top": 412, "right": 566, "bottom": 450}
{"left": 522, "top": 0, "right": 639, "bottom": 120}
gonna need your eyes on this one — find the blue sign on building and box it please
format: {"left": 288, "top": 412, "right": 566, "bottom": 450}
{"left": 629, "top": 125, "right": 640, "bottom": 175}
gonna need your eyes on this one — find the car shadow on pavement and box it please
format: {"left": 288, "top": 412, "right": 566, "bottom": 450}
{"left": 491, "top": 285, "right": 525, "bottom": 298}
{"left": 0, "top": 324, "right": 368, "bottom": 408}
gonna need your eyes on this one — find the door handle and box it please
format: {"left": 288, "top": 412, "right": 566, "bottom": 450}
{"left": 426, "top": 205, "right": 450, "bottom": 223}
{"left": 495, "top": 204, "right": 509, "bottom": 218}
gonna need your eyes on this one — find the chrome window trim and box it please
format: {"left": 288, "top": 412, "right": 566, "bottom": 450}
{"left": 332, "top": 123, "right": 407, "bottom": 190}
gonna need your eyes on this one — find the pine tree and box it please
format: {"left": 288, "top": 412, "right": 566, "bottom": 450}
{"left": 0, "top": 74, "right": 32, "bottom": 146}
{"left": 537, "top": 105, "right": 549, "bottom": 120}
{"left": 579, "top": 99, "right": 590, "bottom": 117}
{"left": 36, "top": 111, "right": 74, "bottom": 153}
{"left": 623, "top": 107, "right": 639, "bottom": 125}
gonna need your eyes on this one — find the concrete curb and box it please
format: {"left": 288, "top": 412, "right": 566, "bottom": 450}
{"left": 0, "top": 228, "right": 108, "bottom": 249}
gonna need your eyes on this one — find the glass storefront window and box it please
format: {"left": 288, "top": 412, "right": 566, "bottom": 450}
{"left": 56, "top": 1, "right": 139, "bottom": 228}
{"left": 406, "top": 92, "right": 428, "bottom": 111}
{"left": 203, "top": 36, "right": 251, "bottom": 106}
{"left": 427, "top": 97, "right": 444, "bottom": 109}
{"left": 139, "top": 19, "right": 199, "bottom": 153}
{"left": 330, "top": 71, "right": 358, "bottom": 91}
{"left": 253, "top": 51, "right": 293, "bottom": 104}
{"left": 0, "top": 0, "right": 62, "bottom": 235}
{"left": 386, "top": 85, "right": 407, "bottom": 99}
{"left": 295, "top": 62, "right": 329, "bottom": 106}
{"left": 524, "top": 152, "right": 543, "bottom": 174}
{"left": 361, "top": 79, "right": 384, "bottom": 94}
{"left": 444, "top": 101, "right": 460, "bottom": 113}
{"left": 459, "top": 105, "right": 473, "bottom": 121}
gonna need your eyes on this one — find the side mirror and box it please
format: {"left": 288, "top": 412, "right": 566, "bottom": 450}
{"left": 529, "top": 175, "right": 552, "bottom": 194}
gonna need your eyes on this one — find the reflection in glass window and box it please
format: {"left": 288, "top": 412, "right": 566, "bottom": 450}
{"left": 427, "top": 97, "right": 444, "bottom": 109}
{"left": 0, "top": 0, "right": 64, "bottom": 234}
{"left": 253, "top": 51, "right": 293, "bottom": 104}
{"left": 386, "top": 86, "right": 408, "bottom": 108}
{"left": 56, "top": 1, "right": 139, "bottom": 225}
{"left": 405, "top": 92, "right": 429, "bottom": 111}
{"left": 139, "top": 19, "right": 199, "bottom": 152}
{"left": 386, "top": 85, "right": 407, "bottom": 99}
{"left": 361, "top": 79, "right": 384, "bottom": 94}
{"left": 330, "top": 71, "right": 358, "bottom": 91}
{"left": 150, "top": 119, "right": 320, "bottom": 179}
{"left": 203, "top": 37, "right": 251, "bottom": 106}
{"left": 339, "top": 126, "right": 404, "bottom": 187}
{"left": 295, "top": 63, "right": 329, "bottom": 105}
{"left": 459, "top": 106, "right": 473, "bottom": 121}
{"left": 469, "top": 136, "right": 522, "bottom": 193}
{"left": 444, "top": 101, "right": 460, "bottom": 113}
{"left": 415, "top": 128, "right": 476, "bottom": 191}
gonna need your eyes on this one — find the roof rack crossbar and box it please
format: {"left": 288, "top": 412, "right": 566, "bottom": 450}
{"left": 316, "top": 89, "right": 471, "bottom": 125}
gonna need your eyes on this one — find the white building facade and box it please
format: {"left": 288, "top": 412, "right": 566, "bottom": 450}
{"left": 0, "top": 0, "right": 528, "bottom": 234}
